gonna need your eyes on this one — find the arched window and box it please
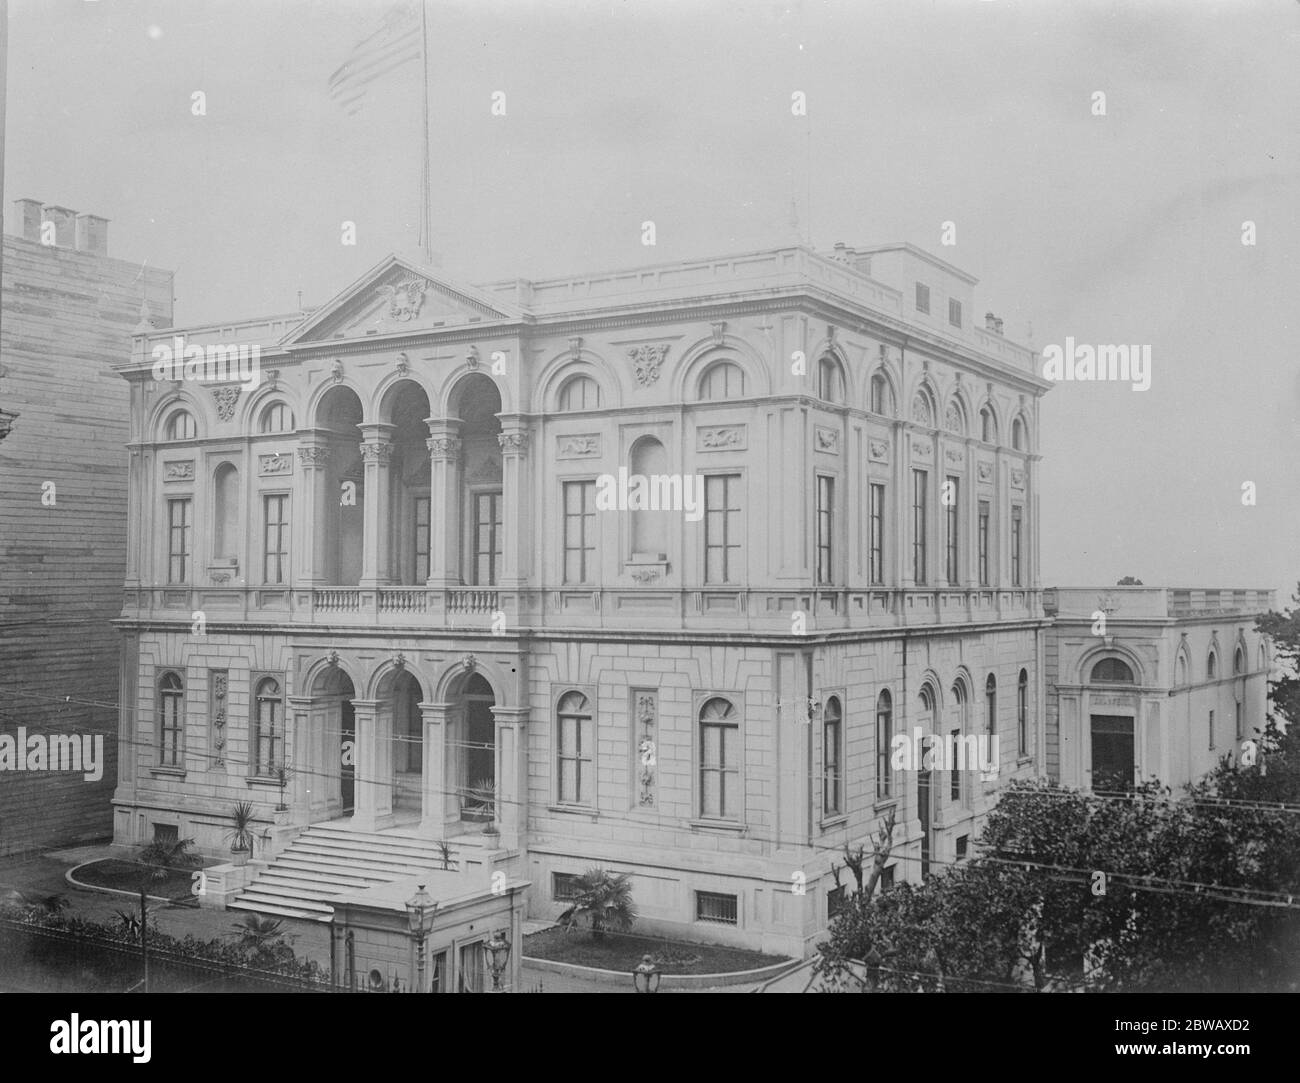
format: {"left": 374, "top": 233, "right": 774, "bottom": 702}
{"left": 1176, "top": 653, "right": 1188, "bottom": 686}
{"left": 1206, "top": 651, "right": 1217, "bottom": 680}
{"left": 1233, "top": 647, "right": 1245, "bottom": 676}
{"left": 699, "top": 697, "right": 740, "bottom": 820}
{"left": 911, "top": 392, "right": 934, "bottom": 428}
{"left": 875, "top": 690, "right": 893, "bottom": 799}
{"left": 944, "top": 401, "right": 966, "bottom": 436}
{"left": 870, "top": 372, "right": 892, "bottom": 416}
{"left": 1017, "top": 669, "right": 1029, "bottom": 757}
{"left": 822, "top": 696, "right": 843, "bottom": 816}
{"left": 629, "top": 436, "right": 668, "bottom": 560}
{"left": 818, "top": 356, "right": 845, "bottom": 404}
{"left": 158, "top": 671, "right": 184, "bottom": 768}
{"left": 213, "top": 463, "right": 240, "bottom": 561}
{"left": 1091, "top": 657, "right": 1135, "bottom": 684}
{"left": 1259, "top": 643, "right": 1268, "bottom": 672}
{"left": 985, "top": 673, "right": 997, "bottom": 740}
{"left": 164, "top": 409, "right": 197, "bottom": 441}
{"left": 259, "top": 401, "right": 294, "bottom": 433}
{"left": 558, "top": 374, "right": 602, "bottom": 412}
{"left": 949, "top": 681, "right": 967, "bottom": 802}
{"left": 1011, "top": 416, "right": 1026, "bottom": 451}
{"left": 698, "top": 361, "right": 745, "bottom": 401}
{"left": 556, "top": 691, "right": 593, "bottom": 806}
{"left": 980, "top": 406, "right": 997, "bottom": 444}
{"left": 253, "top": 677, "right": 283, "bottom": 776}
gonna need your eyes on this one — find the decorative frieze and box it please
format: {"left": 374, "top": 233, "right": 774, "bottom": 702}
{"left": 628, "top": 344, "right": 669, "bottom": 387}
{"left": 498, "top": 431, "right": 529, "bottom": 455}
{"left": 209, "top": 670, "right": 228, "bottom": 767}
{"left": 163, "top": 459, "right": 194, "bottom": 482}
{"left": 633, "top": 690, "right": 658, "bottom": 808}
{"left": 697, "top": 425, "right": 745, "bottom": 451}
{"left": 211, "top": 386, "right": 241, "bottom": 422}
{"left": 297, "top": 445, "right": 332, "bottom": 467}
{"left": 557, "top": 433, "right": 600, "bottom": 458}
{"left": 944, "top": 447, "right": 965, "bottom": 467}
{"left": 259, "top": 452, "right": 293, "bottom": 476}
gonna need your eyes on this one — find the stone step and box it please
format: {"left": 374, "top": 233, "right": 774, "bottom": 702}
{"left": 228, "top": 895, "right": 333, "bottom": 922}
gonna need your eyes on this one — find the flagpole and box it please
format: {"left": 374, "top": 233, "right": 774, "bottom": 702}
{"left": 420, "top": 0, "right": 432, "bottom": 265}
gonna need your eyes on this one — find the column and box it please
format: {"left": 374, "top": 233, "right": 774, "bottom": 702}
{"left": 491, "top": 706, "right": 529, "bottom": 849}
{"left": 425, "top": 419, "right": 463, "bottom": 587}
{"left": 295, "top": 436, "right": 332, "bottom": 585}
{"left": 350, "top": 698, "right": 392, "bottom": 828}
{"left": 358, "top": 423, "right": 395, "bottom": 589}
{"left": 418, "top": 701, "right": 452, "bottom": 835}
{"left": 287, "top": 696, "right": 315, "bottom": 820}
{"left": 496, "top": 419, "right": 531, "bottom": 590}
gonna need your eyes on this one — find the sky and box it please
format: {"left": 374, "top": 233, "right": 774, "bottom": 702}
{"left": 5, "top": 0, "right": 1299, "bottom": 598}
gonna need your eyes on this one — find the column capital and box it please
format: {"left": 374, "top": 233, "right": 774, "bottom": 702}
{"left": 489, "top": 706, "right": 529, "bottom": 727}
{"left": 297, "top": 444, "right": 332, "bottom": 467}
{"left": 497, "top": 430, "right": 530, "bottom": 456}
{"left": 426, "top": 434, "right": 463, "bottom": 461}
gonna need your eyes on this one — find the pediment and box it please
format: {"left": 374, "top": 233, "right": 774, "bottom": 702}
{"left": 282, "top": 256, "right": 523, "bottom": 346}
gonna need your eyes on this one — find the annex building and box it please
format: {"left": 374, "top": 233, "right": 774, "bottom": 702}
{"left": 111, "top": 239, "right": 1058, "bottom": 957}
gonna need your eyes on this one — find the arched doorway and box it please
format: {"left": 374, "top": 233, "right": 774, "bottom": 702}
{"left": 378, "top": 380, "right": 433, "bottom": 585}
{"left": 449, "top": 374, "right": 503, "bottom": 586}
{"left": 440, "top": 671, "right": 496, "bottom": 828}
{"left": 314, "top": 386, "right": 364, "bottom": 585}
{"left": 377, "top": 667, "right": 425, "bottom": 819}
{"left": 305, "top": 666, "right": 356, "bottom": 821}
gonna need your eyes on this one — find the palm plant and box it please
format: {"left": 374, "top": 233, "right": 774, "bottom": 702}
{"left": 557, "top": 867, "right": 637, "bottom": 941}
{"left": 138, "top": 836, "right": 200, "bottom": 885}
{"left": 230, "top": 913, "right": 294, "bottom": 965}
{"left": 225, "top": 801, "right": 257, "bottom": 856}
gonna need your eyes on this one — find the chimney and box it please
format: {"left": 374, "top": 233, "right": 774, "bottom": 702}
{"left": 12, "top": 198, "right": 43, "bottom": 241}
{"left": 41, "top": 205, "right": 78, "bottom": 248}
{"left": 75, "top": 213, "right": 109, "bottom": 256}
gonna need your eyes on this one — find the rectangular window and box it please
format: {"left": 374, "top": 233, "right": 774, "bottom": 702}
{"left": 876, "top": 694, "right": 893, "bottom": 799}
{"left": 945, "top": 475, "right": 959, "bottom": 585}
{"left": 869, "top": 483, "right": 886, "bottom": 585}
{"left": 816, "top": 476, "right": 834, "bottom": 585}
{"left": 1018, "top": 678, "right": 1029, "bottom": 757}
{"left": 978, "top": 500, "right": 990, "bottom": 586}
{"left": 700, "top": 710, "right": 739, "bottom": 820}
{"left": 956, "top": 835, "right": 969, "bottom": 861}
{"left": 912, "top": 470, "right": 928, "bottom": 585}
{"left": 262, "top": 494, "right": 289, "bottom": 584}
{"left": 414, "top": 496, "right": 431, "bottom": 582}
{"left": 948, "top": 298, "right": 962, "bottom": 327}
{"left": 1010, "top": 505, "right": 1023, "bottom": 587}
{"left": 880, "top": 865, "right": 895, "bottom": 891}
{"left": 1091, "top": 715, "right": 1135, "bottom": 794}
{"left": 474, "top": 491, "right": 503, "bottom": 586}
{"left": 254, "top": 680, "right": 284, "bottom": 776}
{"left": 950, "top": 729, "right": 962, "bottom": 802}
{"left": 1235, "top": 701, "right": 1244, "bottom": 740}
{"left": 167, "top": 498, "right": 192, "bottom": 584}
{"left": 915, "top": 282, "right": 930, "bottom": 314}
{"left": 159, "top": 685, "right": 183, "bottom": 768}
{"left": 557, "top": 708, "right": 593, "bottom": 806}
{"left": 562, "top": 481, "right": 596, "bottom": 584}
{"left": 1208, "top": 710, "right": 1216, "bottom": 750}
{"left": 704, "top": 474, "right": 742, "bottom": 585}
{"left": 458, "top": 942, "right": 486, "bottom": 994}
{"left": 552, "top": 873, "right": 583, "bottom": 901}
{"left": 695, "top": 891, "right": 738, "bottom": 925}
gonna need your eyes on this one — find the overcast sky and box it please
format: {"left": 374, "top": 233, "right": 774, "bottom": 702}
{"left": 6, "top": 0, "right": 1298, "bottom": 597}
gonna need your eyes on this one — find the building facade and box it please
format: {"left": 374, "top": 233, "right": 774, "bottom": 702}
{"left": 1044, "top": 587, "right": 1273, "bottom": 794}
{"left": 111, "top": 241, "right": 1050, "bottom": 957}
{"left": 0, "top": 201, "right": 173, "bottom": 856}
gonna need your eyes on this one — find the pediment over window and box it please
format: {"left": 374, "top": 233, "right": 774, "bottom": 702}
{"left": 280, "top": 255, "right": 524, "bottom": 346}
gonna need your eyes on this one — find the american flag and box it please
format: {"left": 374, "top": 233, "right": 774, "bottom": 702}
{"left": 328, "top": 2, "right": 422, "bottom": 117}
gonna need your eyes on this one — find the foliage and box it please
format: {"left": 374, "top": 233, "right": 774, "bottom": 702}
{"left": 1116, "top": 576, "right": 1144, "bottom": 585}
{"left": 225, "top": 801, "right": 257, "bottom": 852}
{"left": 229, "top": 912, "right": 297, "bottom": 968}
{"left": 557, "top": 867, "right": 637, "bottom": 941}
{"left": 138, "top": 837, "right": 201, "bottom": 884}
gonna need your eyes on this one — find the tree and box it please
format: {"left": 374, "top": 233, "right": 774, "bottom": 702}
{"left": 557, "top": 867, "right": 636, "bottom": 941}
{"left": 1116, "top": 576, "right": 1144, "bottom": 585}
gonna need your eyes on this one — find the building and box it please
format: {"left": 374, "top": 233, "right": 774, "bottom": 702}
{"left": 1044, "top": 586, "right": 1273, "bottom": 794}
{"left": 0, "top": 200, "right": 173, "bottom": 855}
{"left": 111, "top": 240, "right": 1050, "bottom": 958}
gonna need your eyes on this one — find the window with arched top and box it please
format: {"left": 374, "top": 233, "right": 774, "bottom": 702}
{"left": 1011, "top": 416, "right": 1026, "bottom": 451}
{"left": 985, "top": 674, "right": 997, "bottom": 739}
{"left": 629, "top": 436, "right": 668, "bottom": 561}
{"left": 1234, "top": 647, "right": 1245, "bottom": 676}
{"left": 698, "top": 361, "right": 745, "bottom": 401}
{"left": 944, "top": 401, "right": 966, "bottom": 436}
{"left": 558, "top": 374, "right": 602, "bottom": 412}
{"left": 949, "top": 681, "right": 967, "bottom": 802}
{"left": 875, "top": 690, "right": 893, "bottom": 799}
{"left": 980, "top": 406, "right": 997, "bottom": 444}
{"left": 212, "top": 463, "right": 240, "bottom": 560}
{"left": 253, "top": 676, "right": 283, "bottom": 776}
{"left": 911, "top": 392, "right": 934, "bottom": 428}
{"left": 870, "top": 372, "right": 893, "bottom": 416}
{"left": 822, "top": 695, "right": 843, "bottom": 816}
{"left": 1091, "top": 657, "right": 1135, "bottom": 684}
{"left": 817, "top": 356, "right": 845, "bottom": 404}
{"left": 259, "top": 401, "right": 294, "bottom": 433}
{"left": 556, "top": 690, "right": 593, "bottom": 806}
{"left": 164, "top": 410, "right": 197, "bottom": 441}
{"left": 1017, "top": 669, "right": 1029, "bottom": 757}
{"left": 1207, "top": 651, "right": 1217, "bottom": 680}
{"left": 1176, "top": 654, "right": 1188, "bottom": 687}
{"left": 158, "top": 671, "right": 184, "bottom": 768}
{"left": 699, "top": 697, "right": 740, "bottom": 820}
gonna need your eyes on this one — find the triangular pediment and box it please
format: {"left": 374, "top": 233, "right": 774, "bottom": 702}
{"left": 281, "top": 255, "right": 524, "bottom": 346}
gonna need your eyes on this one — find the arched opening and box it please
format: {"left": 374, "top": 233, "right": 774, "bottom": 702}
{"left": 453, "top": 672, "right": 496, "bottom": 824}
{"left": 870, "top": 371, "right": 893, "bottom": 416}
{"left": 980, "top": 406, "right": 997, "bottom": 444}
{"left": 380, "top": 668, "right": 425, "bottom": 816}
{"left": 629, "top": 435, "right": 668, "bottom": 561}
{"left": 380, "top": 380, "right": 433, "bottom": 585}
{"left": 557, "top": 373, "right": 602, "bottom": 412}
{"left": 1011, "top": 416, "right": 1026, "bottom": 451}
{"left": 918, "top": 683, "right": 937, "bottom": 878}
{"left": 315, "top": 386, "right": 364, "bottom": 585}
{"left": 449, "top": 375, "right": 503, "bottom": 586}
{"left": 1090, "top": 657, "right": 1135, "bottom": 684}
{"left": 817, "top": 356, "right": 845, "bottom": 404}
{"left": 307, "top": 666, "right": 357, "bottom": 820}
{"left": 698, "top": 360, "right": 745, "bottom": 401}
{"left": 212, "top": 462, "right": 240, "bottom": 563}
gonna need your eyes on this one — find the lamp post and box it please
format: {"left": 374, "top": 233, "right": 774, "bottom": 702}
{"left": 404, "top": 883, "right": 437, "bottom": 993}
{"left": 632, "top": 954, "right": 661, "bottom": 993}
{"left": 484, "top": 928, "right": 511, "bottom": 992}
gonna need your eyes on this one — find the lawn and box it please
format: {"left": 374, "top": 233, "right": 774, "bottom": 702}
{"left": 524, "top": 926, "right": 789, "bottom": 975}
{"left": 72, "top": 859, "right": 204, "bottom": 904}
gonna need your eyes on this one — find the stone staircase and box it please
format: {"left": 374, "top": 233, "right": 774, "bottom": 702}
{"left": 229, "top": 822, "right": 463, "bottom": 921}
